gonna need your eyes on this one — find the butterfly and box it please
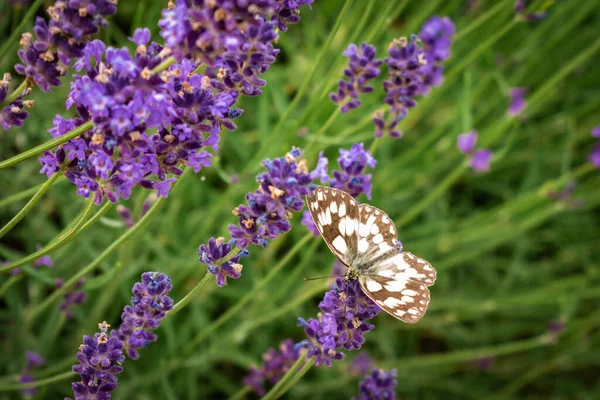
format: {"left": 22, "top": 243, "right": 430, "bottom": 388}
{"left": 306, "top": 186, "right": 436, "bottom": 323}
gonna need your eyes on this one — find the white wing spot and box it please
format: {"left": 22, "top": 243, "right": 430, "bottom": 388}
{"left": 330, "top": 201, "right": 337, "bottom": 213}
{"left": 378, "top": 269, "right": 395, "bottom": 277}
{"left": 370, "top": 224, "right": 379, "bottom": 235}
{"left": 382, "top": 216, "right": 390, "bottom": 224}
{"left": 395, "top": 309, "right": 406, "bottom": 316}
{"left": 379, "top": 242, "right": 392, "bottom": 253}
{"left": 332, "top": 236, "right": 347, "bottom": 253}
{"left": 383, "top": 297, "right": 402, "bottom": 308}
{"left": 407, "top": 308, "right": 419, "bottom": 315}
{"left": 359, "top": 216, "right": 376, "bottom": 237}
{"left": 385, "top": 280, "right": 406, "bottom": 292}
{"left": 338, "top": 218, "right": 346, "bottom": 236}
{"left": 389, "top": 226, "right": 394, "bottom": 233}
{"left": 372, "top": 233, "right": 383, "bottom": 244}
{"left": 402, "top": 289, "right": 418, "bottom": 296}
{"left": 324, "top": 208, "right": 332, "bottom": 225}
{"left": 345, "top": 217, "right": 356, "bottom": 236}
{"left": 358, "top": 238, "right": 369, "bottom": 253}
{"left": 338, "top": 203, "right": 346, "bottom": 217}
{"left": 317, "top": 191, "right": 323, "bottom": 201}
{"left": 401, "top": 295, "right": 414, "bottom": 303}
{"left": 365, "top": 280, "right": 383, "bottom": 292}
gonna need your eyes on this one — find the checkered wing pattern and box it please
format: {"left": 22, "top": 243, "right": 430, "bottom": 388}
{"left": 306, "top": 186, "right": 360, "bottom": 267}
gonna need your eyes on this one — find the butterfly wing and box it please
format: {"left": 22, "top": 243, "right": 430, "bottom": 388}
{"left": 359, "top": 274, "right": 431, "bottom": 323}
{"left": 354, "top": 203, "right": 437, "bottom": 322}
{"left": 306, "top": 186, "right": 360, "bottom": 266}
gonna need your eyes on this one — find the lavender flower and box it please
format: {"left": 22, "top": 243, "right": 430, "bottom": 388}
{"left": 353, "top": 368, "right": 397, "bottom": 400}
{"left": 14, "top": 1, "right": 117, "bottom": 92}
{"left": 244, "top": 339, "right": 300, "bottom": 395}
{"left": 68, "top": 321, "right": 124, "bottom": 400}
{"left": 456, "top": 131, "right": 478, "bottom": 154}
{"left": 456, "top": 131, "right": 493, "bottom": 173}
{"left": 198, "top": 237, "right": 250, "bottom": 286}
{"left": 470, "top": 149, "right": 493, "bottom": 172}
{"left": 117, "top": 272, "right": 173, "bottom": 360}
{"left": 418, "top": 16, "right": 455, "bottom": 95}
{"left": 0, "top": 73, "right": 33, "bottom": 130}
{"left": 297, "top": 278, "right": 381, "bottom": 366}
{"left": 347, "top": 352, "right": 373, "bottom": 377}
{"left": 19, "top": 351, "right": 45, "bottom": 396}
{"left": 331, "top": 143, "right": 377, "bottom": 200}
{"left": 373, "top": 17, "right": 454, "bottom": 138}
{"left": 228, "top": 148, "right": 324, "bottom": 249}
{"left": 60, "top": 278, "right": 87, "bottom": 319}
{"left": 330, "top": 43, "right": 382, "bottom": 113}
{"left": 33, "top": 244, "right": 53, "bottom": 268}
{"left": 590, "top": 125, "right": 600, "bottom": 168}
{"left": 507, "top": 87, "right": 527, "bottom": 117}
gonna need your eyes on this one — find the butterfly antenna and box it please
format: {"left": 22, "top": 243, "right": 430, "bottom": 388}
{"left": 303, "top": 275, "right": 344, "bottom": 281}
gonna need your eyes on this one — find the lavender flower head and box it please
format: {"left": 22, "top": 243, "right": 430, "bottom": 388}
{"left": 348, "top": 352, "right": 373, "bottom": 377}
{"left": 589, "top": 125, "right": 600, "bottom": 168}
{"left": 373, "top": 16, "right": 454, "bottom": 138}
{"left": 15, "top": 0, "right": 118, "bottom": 92}
{"left": 198, "top": 237, "right": 250, "bottom": 286}
{"left": 507, "top": 87, "right": 527, "bottom": 117}
{"left": 228, "top": 147, "right": 326, "bottom": 248}
{"left": 470, "top": 149, "right": 493, "bottom": 172}
{"left": 297, "top": 278, "right": 381, "bottom": 366}
{"left": 0, "top": 73, "right": 33, "bottom": 130}
{"left": 330, "top": 42, "right": 382, "bottom": 113}
{"left": 456, "top": 131, "right": 478, "bottom": 154}
{"left": 68, "top": 321, "right": 124, "bottom": 400}
{"left": 244, "top": 339, "right": 300, "bottom": 395}
{"left": 33, "top": 244, "right": 53, "bottom": 268}
{"left": 456, "top": 131, "right": 493, "bottom": 172}
{"left": 60, "top": 278, "right": 87, "bottom": 319}
{"left": 514, "top": 0, "right": 547, "bottom": 21}
{"left": 117, "top": 272, "right": 173, "bottom": 360}
{"left": 353, "top": 368, "right": 398, "bottom": 400}
{"left": 19, "top": 351, "right": 45, "bottom": 395}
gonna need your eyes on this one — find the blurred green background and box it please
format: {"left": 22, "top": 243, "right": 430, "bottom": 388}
{"left": 1, "top": 0, "right": 600, "bottom": 398}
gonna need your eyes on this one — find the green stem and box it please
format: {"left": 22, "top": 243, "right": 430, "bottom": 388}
{"left": 152, "top": 56, "right": 176, "bottom": 74}
{"left": 182, "top": 234, "right": 313, "bottom": 352}
{"left": 382, "top": 335, "right": 551, "bottom": 370}
{"left": 0, "top": 197, "right": 96, "bottom": 273}
{"left": 0, "top": 172, "right": 62, "bottom": 239}
{"left": 227, "top": 385, "right": 252, "bottom": 400}
{"left": 0, "top": 175, "right": 66, "bottom": 209}
{"left": 25, "top": 190, "right": 170, "bottom": 321}
{"left": 0, "top": 371, "right": 76, "bottom": 392}
{"left": 395, "top": 162, "right": 469, "bottom": 228}
{"left": 244, "top": 0, "right": 353, "bottom": 171}
{"left": 273, "top": 358, "right": 315, "bottom": 399}
{"left": 0, "top": 120, "right": 93, "bottom": 170}
{"left": 261, "top": 353, "right": 307, "bottom": 400}
{"left": 0, "top": 80, "right": 28, "bottom": 109}
{"left": 454, "top": 0, "right": 512, "bottom": 41}
{"left": 167, "top": 272, "right": 212, "bottom": 317}
{"left": 0, "top": 275, "right": 21, "bottom": 297}
{"left": 0, "top": 0, "right": 44, "bottom": 59}
{"left": 304, "top": 109, "right": 341, "bottom": 155}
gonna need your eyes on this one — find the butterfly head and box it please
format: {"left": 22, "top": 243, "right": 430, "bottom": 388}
{"left": 345, "top": 267, "right": 360, "bottom": 282}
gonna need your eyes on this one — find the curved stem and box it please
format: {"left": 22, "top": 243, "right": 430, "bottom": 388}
{"left": 0, "top": 371, "right": 76, "bottom": 392}
{"left": 0, "top": 80, "right": 28, "bottom": 109}
{"left": 0, "top": 176, "right": 66, "bottom": 209}
{"left": 227, "top": 385, "right": 251, "bottom": 400}
{"left": 26, "top": 191, "right": 169, "bottom": 321}
{"left": 0, "top": 197, "right": 96, "bottom": 273}
{"left": 0, "top": 0, "right": 44, "bottom": 59}
{"left": 0, "top": 120, "right": 93, "bottom": 170}
{"left": 0, "top": 172, "right": 62, "bottom": 239}
{"left": 261, "top": 354, "right": 307, "bottom": 400}
{"left": 167, "top": 272, "right": 212, "bottom": 317}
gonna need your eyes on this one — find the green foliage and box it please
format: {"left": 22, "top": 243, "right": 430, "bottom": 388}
{"left": 1, "top": 0, "right": 600, "bottom": 398}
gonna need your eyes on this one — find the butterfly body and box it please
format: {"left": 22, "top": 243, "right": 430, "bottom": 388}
{"left": 306, "top": 186, "right": 436, "bottom": 323}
